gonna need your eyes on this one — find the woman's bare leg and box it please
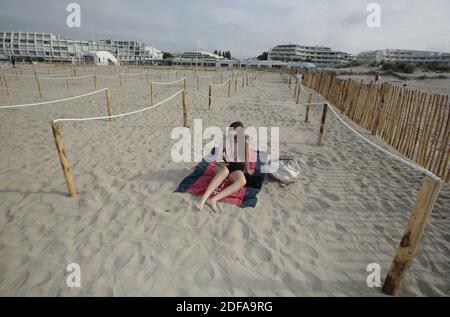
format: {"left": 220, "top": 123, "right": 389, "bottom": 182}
{"left": 197, "top": 163, "right": 229, "bottom": 211}
{"left": 207, "top": 171, "right": 247, "bottom": 213}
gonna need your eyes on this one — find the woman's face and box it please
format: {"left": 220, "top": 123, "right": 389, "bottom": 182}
{"left": 229, "top": 129, "right": 239, "bottom": 142}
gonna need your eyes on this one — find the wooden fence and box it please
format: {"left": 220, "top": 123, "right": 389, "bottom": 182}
{"left": 303, "top": 72, "right": 450, "bottom": 181}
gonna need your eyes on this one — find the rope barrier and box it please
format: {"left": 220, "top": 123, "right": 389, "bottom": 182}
{"left": 39, "top": 74, "right": 94, "bottom": 80}
{"left": 152, "top": 78, "right": 186, "bottom": 86}
{"left": 3, "top": 72, "right": 72, "bottom": 78}
{"left": 325, "top": 102, "right": 441, "bottom": 181}
{"left": 210, "top": 79, "right": 231, "bottom": 87}
{"left": 119, "top": 71, "right": 148, "bottom": 77}
{"left": 0, "top": 88, "right": 107, "bottom": 109}
{"left": 53, "top": 90, "right": 183, "bottom": 123}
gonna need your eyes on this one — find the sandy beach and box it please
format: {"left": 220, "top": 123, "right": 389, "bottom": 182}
{"left": 0, "top": 66, "right": 449, "bottom": 297}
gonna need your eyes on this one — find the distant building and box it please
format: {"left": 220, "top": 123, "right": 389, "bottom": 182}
{"left": 179, "top": 51, "right": 224, "bottom": 60}
{"left": 268, "top": 44, "right": 353, "bottom": 67}
{"left": 357, "top": 49, "right": 450, "bottom": 65}
{"left": 0, "top": 31, "right": 163, "bottom": 63}
{"left": 83, "top": 51, "right": 119, "bottom": 66}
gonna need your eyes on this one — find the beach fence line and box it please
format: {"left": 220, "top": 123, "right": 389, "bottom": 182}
{"left": 0, "top": 88, "right": 111, "bottom": 111}
{"left": 302, "top": 72, "right": 450, "bottom": 182}
{"left": 149, "top": 78, "right": 187, "bottom": 106}
{"left": 51, "top": 89, "right": 189, "bottom": 197}
{"left": 208, "top": 71, "right": 261, "bottom": 110}
{"left": 285, "top": 71, "right": 445, "bottom": 297}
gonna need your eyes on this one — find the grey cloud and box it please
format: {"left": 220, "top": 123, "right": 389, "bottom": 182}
{"left": 0, "top": 0, "right": 449, "bottom": 58}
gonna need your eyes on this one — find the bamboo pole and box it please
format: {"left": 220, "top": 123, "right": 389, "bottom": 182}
{"left": 317, "top": 104, "right": 328, "bottom": 145}
{"left": 3, "top": 74, "right": 10, "bottom": 95}
{"left": 305, "top": 93, "right": 312, "bottom": 123}
{"left": 182, "top": 90, "right": 189, "bottom": 128}
{"left": 208, "top": 84, "right": 212, "bottom": 110}
{"left": 51, "top": 122, "right": 77, "bottom": 197}
{"left": 150, "top": 83, "right": 154, "bottom": 106}
{"left": 427, "top": 95, "right": 446, "bottom": 171}
{"left": 382, "top": 176, "right": 443, "bottom": 296}
{"left": 36, "top": 77, "right": 43, "bottom": 98}
{"left": 105, "top": 88, "right": 113, "bottom": 121}
{"left": 435, "top": 105, "right": 450, "bottom": 177}
{"left": 94, "top": 74, "right": 98, "bottom": 89}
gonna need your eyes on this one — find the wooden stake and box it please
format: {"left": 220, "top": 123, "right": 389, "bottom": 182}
{"left": 65, "top": 75, "right": 70, "bottom": 89}
{"left": 234, "top": 78, "right": 237, "bottom": 93}
{"left": 183, "top": 78, "right": 187, "bottom": 91}
{"left": 382, "top": 176, "right": 443, "bottom": 296}
{"left": 105, "top": 88, "right": 113, "bottom": 120}
{"left": 317, "top": 104, "right": 328, "bottom": 145}
{"left": 51, "top": 122, "right": 77, "bottom": 197}
{"left": 197, "top": 76, "right": 200, "bottom": 91}
{"left": 305, "top": 93, "right": 312, "bottom": 123}
{"left": 3, "top": 74, "right": 10, "bottom": 95}
{"left": 182, "top": 90, "right": 189, "bottom": 128}
{"left": 150, "top": 83, "right": 154, "bottom": 106}
{"left": 228, "top": 80, "right": 231, "bottom": 97}
{"left": 296, "top": 85, "right": 301, "bottom": 104}
{"left": 208, "top": 84, "right": 212, "bottom": 110}
{"left": 37, "top": 77, "right": 42, "bottom": 98}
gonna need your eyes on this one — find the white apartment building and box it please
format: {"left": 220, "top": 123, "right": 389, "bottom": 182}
{"left": 179, "top": 51, "right": 224, "bottom": 60}
{"left": 0, "top": 31, "right": 163, "bottom": 63}
{"left": 357, "top": 49, "right": 450, "bottom": 65}
{"left": 268, "top": 44, "right": 353, "bottom": 67}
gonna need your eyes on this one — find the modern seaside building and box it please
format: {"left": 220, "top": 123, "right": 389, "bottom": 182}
{"left": 268, "top": 44, "right": 354, "bottom": 67}
{"left": 357, "top": 49, "right": 450, "bottom": 65}
{"left": 0, "top": 31, "right": 163, "bottom": 63}
{"left": 179, "top": 51, "right": 224, "bottom": 60}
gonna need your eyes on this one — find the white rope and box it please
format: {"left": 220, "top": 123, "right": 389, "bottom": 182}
{"left": 99, "top": 74, "right": 119, "bottom": 78}
{"left": 326, "top": 103, "right": 441, "bottom": 181}
{"left": 197, "top": 74, "right": 215, "bottom": 79}
{"left": 53, "top": 90, "right": 183, "bottom": 123}
{"left": 119, "top": 71, "right": 148, "bottom": 77}
{"left": 211, "top": 79, "right": 231, "bottom": 87}
{"left": 39, "top": 74, "right": 94, "bottom": 80}
{"left": 3, "top": 72, "right": 72, "bottom": 78}
{"left": 0, "top": 88, "right": 107, "bottom": 109}
{"left": 152, "top": 78, "right": 186, "bottom": 86}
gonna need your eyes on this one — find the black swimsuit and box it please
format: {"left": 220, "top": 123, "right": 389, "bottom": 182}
{"left": 223, "top": 147, "right": 245, "bottom": 173}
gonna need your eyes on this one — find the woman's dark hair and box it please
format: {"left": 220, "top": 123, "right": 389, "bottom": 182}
{"left": 230, "top": 121, "right": 244, "bottom": 129}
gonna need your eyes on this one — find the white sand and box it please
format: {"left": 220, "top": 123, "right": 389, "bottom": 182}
{"left": 0, "top": 66, "right": 449, "bottom": 296}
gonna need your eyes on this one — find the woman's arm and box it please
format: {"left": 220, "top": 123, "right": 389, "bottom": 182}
{"left": 244, "top": 135, "right": 250, "bottom": 173}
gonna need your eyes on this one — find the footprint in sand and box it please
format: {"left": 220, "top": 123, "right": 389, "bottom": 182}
{"left": 321, "top": 190, "right": 340, "bottom": 202}
{"left": 252, "top": 246, "right": 273, "bottom": 262}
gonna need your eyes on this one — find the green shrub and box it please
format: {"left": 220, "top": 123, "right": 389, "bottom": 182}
{"left": 381, "top": 62, "right": 415, "bottom": 74}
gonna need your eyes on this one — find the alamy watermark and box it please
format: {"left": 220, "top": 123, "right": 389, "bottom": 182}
{"left": 66, "top": 3, "right": 81, "bottom": 28}
{"left": 366, "top": 3, "right": 381, "bottom": 28}
{"left": 66, "top": 263, "right": 81, "bottom": 288}
{"left": 366, "top": 263, "right": 382, "bottom": 288}
{"left": 170, "top": 120, "right": 280, "bottom": 173}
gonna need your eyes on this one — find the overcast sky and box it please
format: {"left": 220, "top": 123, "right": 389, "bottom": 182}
{"left": 0, "top": 0, "right": 449, "bottom": 58}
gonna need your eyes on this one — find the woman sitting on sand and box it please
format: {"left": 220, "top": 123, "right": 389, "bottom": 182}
{"left": 197, "top": 121, "right": 249, "bottom": 213}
